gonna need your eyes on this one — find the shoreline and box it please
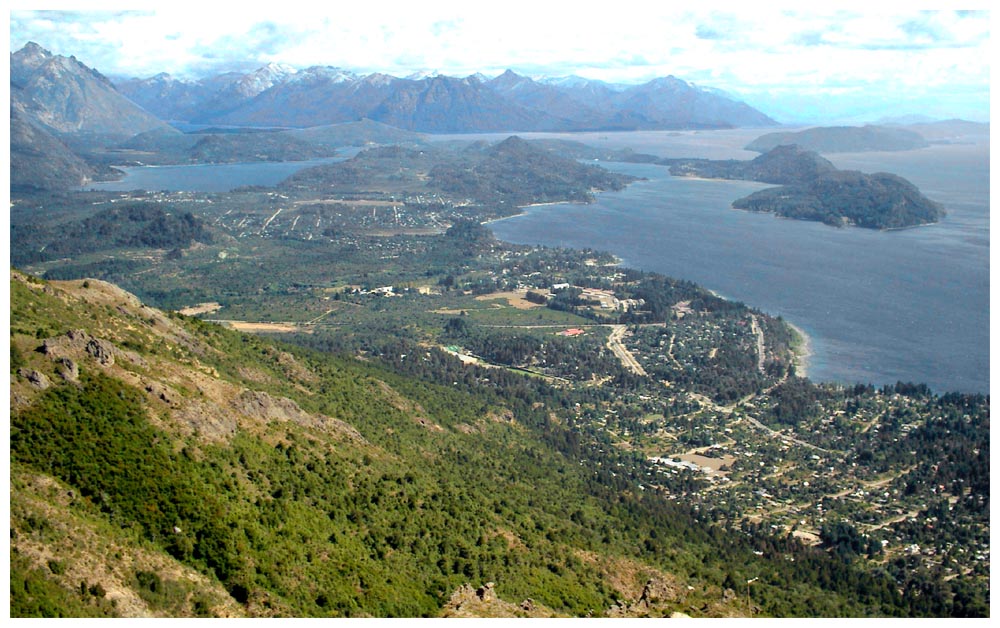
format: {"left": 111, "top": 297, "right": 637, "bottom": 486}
{"left": 693, "top": 290, "right": 813, "bottom": 378}
{"left": 482, "top": 201, "right": 570, "bottom": 226}
{"left": 488, "top": 218, "right": 813, "bottom": 379}
{"left": 784, "top": 320, "right": 812, "bottom": 379}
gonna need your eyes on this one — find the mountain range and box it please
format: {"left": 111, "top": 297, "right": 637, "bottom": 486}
{"left": 8, "top": 41, "right": 778, "bottom": 188}
{"left": 110, "top": 52, "right": 778, "bottom": 132}
{"left": 12, "top": 41, "right": 984, "bottom": 193}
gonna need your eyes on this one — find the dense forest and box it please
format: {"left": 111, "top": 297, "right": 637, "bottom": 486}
{"left": 11, "top": 202, "right": 214, "bottom": 265}
{"left": 731, "top": 170, "right": 945, "bottom": 229}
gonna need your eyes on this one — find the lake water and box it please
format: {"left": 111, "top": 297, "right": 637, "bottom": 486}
{"left": 82, "top": 156, "right": 346, "bottom": 193}
{"left": 478, "top": 129, "right": 990, "bottom": 394}
{"left": 80, "top": 131, "right": 989, "bottom": 394}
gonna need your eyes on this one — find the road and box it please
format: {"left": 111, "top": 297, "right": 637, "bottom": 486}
{"left": 606, "top": 325, "right": 647, "bottom": 376}
{"left": 750, "top": 315, "right": 766, "bottom": 375}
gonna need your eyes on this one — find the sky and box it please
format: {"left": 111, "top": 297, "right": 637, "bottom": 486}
{"left": 7, "top": 2, "right": 993, "bottom": 124}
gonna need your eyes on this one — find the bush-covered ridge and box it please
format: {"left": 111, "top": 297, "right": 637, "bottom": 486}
{"left": 732, "top": 169, "right": 945, "bottom": 229}
{"left": 13, "top": 270, "right": 965, "bottom": 618}
{"left": 745, "top": 125, "right": 930, "bottom": 154}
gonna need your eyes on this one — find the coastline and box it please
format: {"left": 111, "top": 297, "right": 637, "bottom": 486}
{"left": 488, "top": 206, "right": 815, "bottom": 380}
{"left": 482, "top": 201, "right": 570, "bottom": 226}
{"left": 691, "top": 289, "right": 813, "bottom": 378}
{"left": 785, "top": 320, "right": 812, "bottom": 379}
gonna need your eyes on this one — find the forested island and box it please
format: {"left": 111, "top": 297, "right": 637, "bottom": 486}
{"left": 661, "top": 145, "right": 944, "bottom": 229}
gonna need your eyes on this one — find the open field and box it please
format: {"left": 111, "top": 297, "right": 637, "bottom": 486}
{"left": 474, "top": 290, "right": 544, "bottom": 310}
{"left": 177, "top": 302, "right": 223, "bottom": 316}
{"left": 216, "top": 320, "right": 303, "bottom": 333}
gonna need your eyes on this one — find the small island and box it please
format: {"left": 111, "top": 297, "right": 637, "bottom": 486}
{"left": 663, "top": 145, "right": 944, "bottom": 229}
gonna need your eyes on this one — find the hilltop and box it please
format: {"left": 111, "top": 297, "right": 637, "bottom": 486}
{"left": 279, "top": 135, "right": 637, "bottom": 220}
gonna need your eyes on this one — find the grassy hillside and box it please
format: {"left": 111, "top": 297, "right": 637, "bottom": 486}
{"left": 10, "top": 270, "right": 921, "bottom": 617}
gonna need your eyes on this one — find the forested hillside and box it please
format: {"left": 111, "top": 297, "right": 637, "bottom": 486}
{"left": 12, "top": 270, "right": 967, "bottom": 618}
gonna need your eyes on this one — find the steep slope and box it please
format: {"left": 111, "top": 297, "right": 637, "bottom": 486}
{"left": 539, "top": 74, "right": 623, "bottom": 110}
{"left": 9, "top": 105, "right": 99, "bottom": 190}
{"left": 487, "top": 70, "right": 609, "bottom": 129}
{"left": 613, "top": 76, "right": 777, "bottom": 129}
{"left": 10, "top": 271, "right": 755, "bottom": 617}
{"left": 10, "top": 42, "right": 171, "bottom": 143}
{"left": 196, "top": 67, "right": 382, "bottom": 127}
{"left": 368, "top": 75, "right": 568, "bottom": 133}
{"left": 115, "top": 64, "right": 301, "bottom": 123}
{"left": 110, "top": 58, "right": 777, "bottom": 132}
{"left": 113, "top": 72, "right": 215, "bottom": 121}
{"left": 11, "top": 270, "right": 913, "bottom": 618}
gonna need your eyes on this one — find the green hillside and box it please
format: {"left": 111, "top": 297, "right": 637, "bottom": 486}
{"left": 10, "top": 270, "right": 946, "bottom": 618}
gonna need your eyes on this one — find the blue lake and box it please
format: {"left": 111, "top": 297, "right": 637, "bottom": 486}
{"left": 82, "top": 156, "right": 345, "bottom": 193}
{"left": 480, "top": 130, "right": 989, "bottom": 394}
{"left": 80, "top": 130, "right": 989, "bottom": 394}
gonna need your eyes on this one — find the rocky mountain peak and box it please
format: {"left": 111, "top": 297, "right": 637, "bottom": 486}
{"left": 11, "top": 41, "right": 172, "bottom": 140}
{"left": 12, "top": 40, "right": 52, "bottom": 62}
{"left": 489, "top": 69, "right": 534, "bottom": 91}
{"left": 11, "top": 41, "right": 54, "bottom": 85}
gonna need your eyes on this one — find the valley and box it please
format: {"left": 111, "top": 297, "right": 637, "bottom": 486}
{"left": 8, "top": 40, "right": 989, "bottom": 619}
{"left": 10, "top": 135, "right": 989, "bottom": 618}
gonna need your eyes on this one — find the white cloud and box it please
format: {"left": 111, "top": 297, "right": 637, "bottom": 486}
{"left": 8, "top": 4, "right": 991, "bottom": 121}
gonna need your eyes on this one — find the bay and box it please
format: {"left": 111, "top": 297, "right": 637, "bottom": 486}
{"left": 483, "top": 130, "right": 989, "bottom": 394}
{"left": 82, "top": 156, "right": 346, "bottom": 193}
{"left": 79, "top": 131, "right": 989, "bottom": 394}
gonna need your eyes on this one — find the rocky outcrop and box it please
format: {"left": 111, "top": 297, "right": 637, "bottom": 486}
{"left": 56, "top": 358, "right": 79, "bottom": 383}
{"left": 85, "top": 337, "right": 116, "bottom": 366}
{"left": 18, "top": 368, "right": 51, "bottom": 390}
{"left": 174, "top": 399, "right": 240, "bottom": 442}
{"left": 441, "top": 582, "right": 556, "bottom": 618}
{"left": 41, "top": 330, "right": 116, "bottom": 367}
{"left": 231, "top": 390, "right": 365, "bottom": 441}
{"left": 605, "top": 577, "right": 692, "bottom": 617}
